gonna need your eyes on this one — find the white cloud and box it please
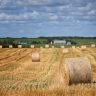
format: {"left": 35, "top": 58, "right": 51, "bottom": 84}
{"left": 0, "top": 11, "right": 39, "bottom": 21}
{"left": 78, "top": 3, "right": 93, "bottom": 11}
{"left": 19, "top": 30, "right": 24, "bottom": 33}
{"left": 0, "top": 0, "right": 10, "bottom": 8}
{"left": 49, "top": 15, "right": 58, "bottom": 20}
{"left": 17, "top": 0, "right": 71, "bottom": 6}
{"left": 88, "top": 10, "right": 95, "bottom": 15}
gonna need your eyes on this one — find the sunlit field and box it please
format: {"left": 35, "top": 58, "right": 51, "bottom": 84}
{"left": 0, "top": 47, "right": 96, "bottom": 96}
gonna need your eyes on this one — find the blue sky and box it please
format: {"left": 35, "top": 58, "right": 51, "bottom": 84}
{"left": 0, "top": 0, "right": 96, "bottom": 38}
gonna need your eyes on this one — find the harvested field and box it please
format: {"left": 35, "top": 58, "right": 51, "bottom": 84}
{"left": 0, "top": 47, "right": 96, "bottom": 96}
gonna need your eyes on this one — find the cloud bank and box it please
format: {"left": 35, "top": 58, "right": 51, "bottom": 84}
{"left": 0, "top": 0, "right": 96, "bottom": 37}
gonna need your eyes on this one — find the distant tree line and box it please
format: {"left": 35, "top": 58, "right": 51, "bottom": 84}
{"left": 38, "top": 36, "right": 96, "bottom": 39}
{"left": 0, "top": 39, "right": 18, "bottom": 48}
{"left": 31, "top": 40, "right": 48, "bottom": 44}
{"left": 0, "top": 39, "right": 48, "bottom": 48}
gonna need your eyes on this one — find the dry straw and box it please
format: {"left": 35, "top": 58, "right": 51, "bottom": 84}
{"left": 45, "top": 44, "right": 49, "bottom": 48}
{"left": 81, "top": 45, "right": 86, "bottom": 51}
{"left": 0, "top": 45, "right": 2, "bottom": 48}
{"left": 91, "top": 44, "right": 95, "bottom": 48}
{"left": 60, "top": 57, "right": 92, "bottom": 85}
{"left": 62, "top": 49, "right": 68, "bottom": 54}
{"left": 18, "top": 45, "right": 22, "bottom": 48}
{"left": 31, "top": 45, "right": 34, "bottom": 48}
{"left": 32, "top": 52, "right": 40, "bottom": 62}
{"left": 9, "top": 45, "right": 13, "bottom": 48}
{"left": 61, "top": 46, "right": 64, "bottom": 48}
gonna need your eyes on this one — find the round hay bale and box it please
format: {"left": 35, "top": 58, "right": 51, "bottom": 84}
{"left": 18, "top": 45, "right": 22, "bottom": 48}
{"left": 45, "top": 44, "right": 49, "bottom": 48}
{"left": 62, "top": 49, "right": 68, "bottom": 54}
{"left": 81, "top": 45, "right": 86, "bottom": 51}
{"left": 32, "top": 52, "right": 40, "bottom": 62}
{"left": 40, "top": 46, "right": 43, "bottom": 48}
{"left": 0, "top": 45, "right": 2, "bottom": 48}
{"left": 61, "top": 46, "right": 64, "bottom": 48}
{"left": 52, "top": 46, "right": 54, "bottom": 48}
{"left": 60, "top": 57, "right": 92, "bottom": 85}
{"left": 31, "top": 45, "right": 34, "bottom": 48}
{"left": 72, "top": 46, "right": 75, "bottom": 48}
{"left": 9, "top": 45, "right": 13, "bottom": 48}
{"left": 91, "top": 44, "right": 95, "bottom": 48}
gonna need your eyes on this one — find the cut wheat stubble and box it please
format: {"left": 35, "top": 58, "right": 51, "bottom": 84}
{"left": 60, "top": 57, "right": 92, "bottom": 85}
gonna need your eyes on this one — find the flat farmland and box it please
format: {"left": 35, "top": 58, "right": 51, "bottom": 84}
{"left": 0, "top": 47, "right": 96, "bottom": 96}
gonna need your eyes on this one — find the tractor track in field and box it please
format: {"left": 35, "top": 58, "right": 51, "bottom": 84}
{"left": 0, "top": 49, "right": 31, "bottom": 67}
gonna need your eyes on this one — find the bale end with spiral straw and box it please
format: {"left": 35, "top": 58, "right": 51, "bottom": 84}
{"left": 60, "top": 57, "right": 92, "bottom": 85}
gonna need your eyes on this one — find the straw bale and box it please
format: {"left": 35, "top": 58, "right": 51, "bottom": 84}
{"left": 9, "top": 45, "right": 13, "bottom": 48}
{"left": 81, "top": 45, "right": 86, "bottom": 51}
{"left": 32, "top": 52, "right": 40, "bottom": 62}
{"left": 18, "top": 45, "right": 22, "bottom": 48}
{"left": 72, "top": 46, "right": 75, "bottom": 48}
{"left": 62, "top": 49, "right": 68, "bottom": 54}
{"left": 60, "top": 57, "right": 92, "bottom": 85}
{"left": 91, "top": 44, "right": 95, "bottom": 48}
{"left": 40, "top": 47, "right": 43, "bottom": 48}
{"left": 31, "top": 45, "right": 34, "bottom": 48}
{"left": 0, "top": 45, "right": 2, "bottom": 48}
{"left": 52, "top": 46, "right": 54, "bottom": 48}
{"left": 45, "top": 44, "right": 49, "bottom": 48}
{"left": 61, "top": 46, "right": 64, "bottom": 48}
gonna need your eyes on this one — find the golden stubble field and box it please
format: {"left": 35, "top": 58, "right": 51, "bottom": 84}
{"left": 0, "top": 47, "right": 96, "bottom": 96}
